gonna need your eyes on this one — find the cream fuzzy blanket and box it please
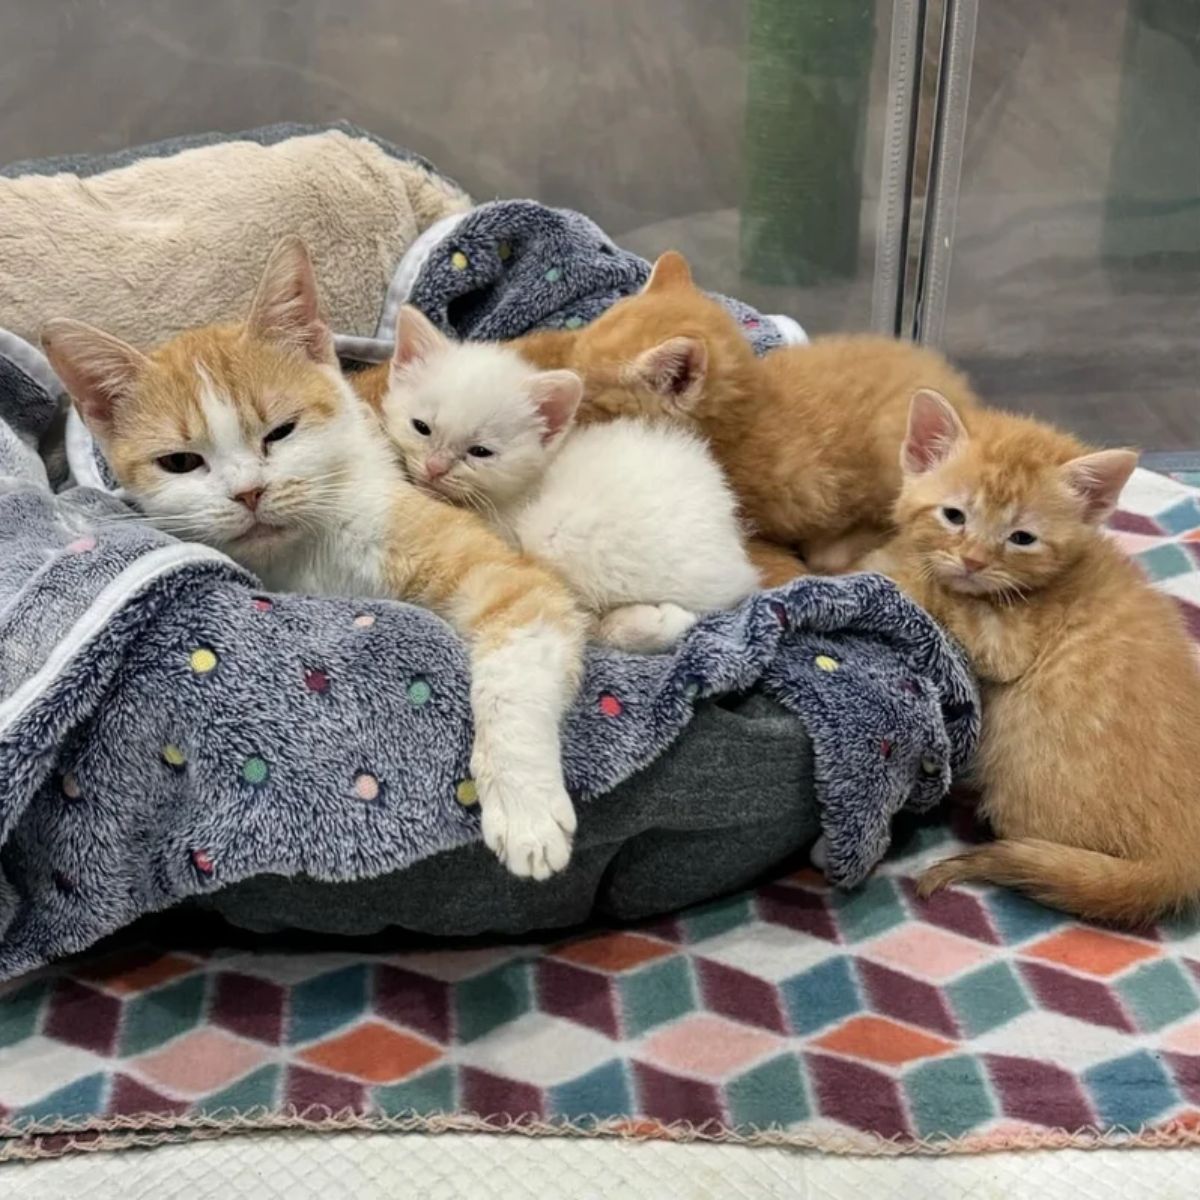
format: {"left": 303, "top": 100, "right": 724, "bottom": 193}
{"left": 0, "top": 123, "right": 470, "bottom": 346}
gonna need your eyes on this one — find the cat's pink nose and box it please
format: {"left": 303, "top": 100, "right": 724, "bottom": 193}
{"left": 233, "top": 487, "right": 264, "bottom": 512}
{"left": 961, "top": 555, "right": 986, "bottom": 573}
{"left": 425, "top": 458, "right": 451, "bottom": 481}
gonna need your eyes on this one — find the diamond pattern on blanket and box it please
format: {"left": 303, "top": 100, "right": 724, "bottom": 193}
{"left": 3, "top": 469, "right": 1200, "bottom": 1156}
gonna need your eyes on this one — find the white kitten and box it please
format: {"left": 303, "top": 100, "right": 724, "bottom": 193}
{"left": 379, "top": 306, "right": 759, "bottom": 652}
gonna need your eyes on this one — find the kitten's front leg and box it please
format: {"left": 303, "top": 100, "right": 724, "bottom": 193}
{"left": 396, "top": 501, "right": 586, "bottom": 879}
{"left": 467, "top": 611, "right": 582, "bottom": 878}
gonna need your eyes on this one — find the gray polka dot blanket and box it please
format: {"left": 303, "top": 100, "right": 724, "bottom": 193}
{"left": 0, "top": 123, "right": 977, "bottom": 978}
{"left": 0, "top": 335, "right": 977, "bottom": 978}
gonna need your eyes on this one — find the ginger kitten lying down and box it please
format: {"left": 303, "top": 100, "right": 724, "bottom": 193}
{"left": 867, "top": 390, "right": 1200, "bottom": 926}
{"left": 515, "top": 251, "right": 980, "bottom": 573}
{"left": 43, "top": 237, "right": 587, "bottom": 881}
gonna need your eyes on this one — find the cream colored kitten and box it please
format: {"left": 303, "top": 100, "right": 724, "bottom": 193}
{"left": 364, "top": 306, "right": 759, "bottom": 653}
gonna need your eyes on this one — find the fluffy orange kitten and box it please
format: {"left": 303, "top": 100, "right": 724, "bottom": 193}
{"left": 867, "top": 390, "right": 1200, "bottom": 925}
{"left": 43, "top": 238, "right": 587, "bottom": 881}
{"left": 514, "top": 252, "right": 980, "bottom": 572}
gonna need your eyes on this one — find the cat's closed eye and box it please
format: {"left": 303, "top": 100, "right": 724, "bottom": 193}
{"left": 412, "top": 419, "right": 431, "bottom": 436}
{"left": 157, "top": 452, "right": 205, "bottom": 474}
{"left": 263, "top": 420, "right": 296, "bottom": 451}
{"left": 941, "top": 506, "right": 966, "bottom": 526}
{"left": 1008, "top": 530, "right": 1038, "bottom": 546}
{"left": 468, "top": 445, "right": 494, "bottom": 459}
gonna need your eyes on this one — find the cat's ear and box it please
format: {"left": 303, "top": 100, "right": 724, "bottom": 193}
{"left": 641, "top": 252, "right": 694, "bottom": 294}
{"left": 528, "top": 370, "right": 582, "bottom": 444}
{"left": 1062, "top": 449, "right": 1138, "bottom": 524}
{"left": 392, "top": 305, "right": 449, "bottom": 373}
{"left": 630, "top": 337, "right": 708, "bottom": 412}
{"left": 41, "top": 319, "right": 149, "bottom": 440}
{"left": 244, "top": 235, "right": 335, "bottom": 365}
{"left": 901, "top": 388, "right": 968, "bottom": 474}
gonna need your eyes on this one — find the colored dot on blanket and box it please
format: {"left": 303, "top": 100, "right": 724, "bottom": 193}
{"left": 815, "top": 655, "right": 839, "bottom": 672}
{"left": 920, "top": 756, "right": 940, "bottom": 776}
{"left": 189, "top": 648, "right": 217, "bottom": 674}
{"left": 498, "top": 241, "right": 512, "bottom": 260}
{"left": 242, "top": 756, "right": 269, "bottom": 785}
{"left": 544, "top": 266, "right": 561, "bottom": 283}
{"left": 354, "top": 772, "right": 380, "bottom": 802}
{"left": 880, "top": 739, "right": 893, "bottom": 759}
{"left": 683, "top": 679, "right": 701, "bottom": 700}
{"left": 353, "top": 614, "right": 376, "bottom": 629}
{"left": 191, "top": 849, "right": 215, "bottom": 877}
{"left": 565, "top": 316, "right": 584, "bottom": 330}
{"left": 451, "top": 250, "right": 469, "bottom": 271}
{"left": 599, "top": 694, "right": 622, "bottom": 717}
{"left": 251, "top": 596, "right": 272, "bottom": 612}
{"left": 61, "top": 773, "right": 81, "bottom": 800}
{"left": 304, "top": 667, "right": 330, "bottom": 694}
{"left": 771, "top": 602, "right": 789, "bottom": 628}
{"left": 407, "top": 677, "right": 432, "bottom": 707}
{"left": 66, "top": 535, "right": 96, "bottom": 554}
{"left": 456, "top": 779, "right": 479, "bottom": 806}
{"left": 161, "top": 744, "right": 186, "bottom": 769}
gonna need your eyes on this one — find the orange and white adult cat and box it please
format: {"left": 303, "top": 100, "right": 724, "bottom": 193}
{"left": 42, "top": 238, "right": 586, "bottom": 881}
{"left": 516, "top": 252, "right": 981, "bottom": 571}
{"left": 869, "top": 390, "right": 1200, "bottom": 925}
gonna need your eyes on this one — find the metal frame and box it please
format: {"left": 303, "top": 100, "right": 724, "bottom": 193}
{"left": 870, "top": 0, "right": 927, "bottom": 335}
{"left": 910, "top": 0, "right": 979, "bottom": 346}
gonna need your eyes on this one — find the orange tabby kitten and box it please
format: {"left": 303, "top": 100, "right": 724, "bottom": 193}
{"left": 866, "top": 390, "right": 1200, "bottom": 925}
{"left": 514, "top": 252, "right": 980, "bottom": 572}
{"left": 43, "top": 237, "right": 587, "bottom": 881}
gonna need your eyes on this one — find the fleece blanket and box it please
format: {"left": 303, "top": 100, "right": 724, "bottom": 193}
{"left": 0, "top": 334, "right": 977, "bottom": 980}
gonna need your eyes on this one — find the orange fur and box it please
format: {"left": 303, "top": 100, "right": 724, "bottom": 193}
{"left": 513, "top": 252, "right": 981, "bottom": 568}
{"left": 871, "top": 400, "right": 1200, "bottom": 926}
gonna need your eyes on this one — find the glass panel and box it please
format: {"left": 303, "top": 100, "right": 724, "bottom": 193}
{"left": 0, "top": 0, "right": 902, "bottom": 334}
{"left": 939, "top": 0, "right": 1200, "bottom": 449}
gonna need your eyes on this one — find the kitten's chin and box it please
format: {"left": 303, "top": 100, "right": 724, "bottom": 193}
{"left": 939, "top": 570, "right": 1003, "bottom": 597}
{"left": 226, "top": 521, "right": 298, "bottom": 551}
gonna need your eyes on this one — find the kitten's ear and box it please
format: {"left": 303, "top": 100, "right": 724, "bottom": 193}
{"left": 631, "top": 336, "right": 708, "bottom": 412}
{"left": 528, "top": 370, "right": 582, "bottom": 444}
{"left": 641, "top": 251, "right": 694, "bottom": 294}
{"left": 901, "top": 388, "right": 968, "bottom": 474}
{"left": 392, "top": 305, "right": 449, "bottom": 372}
{"left": 41, "top": 318, "right": 149, "bottom": 439}
{"left": 1062, "top": 449, "right": 1139, "bottom": 524}
{"left": 244, "top": 235, "right": 335, "bottom": 364}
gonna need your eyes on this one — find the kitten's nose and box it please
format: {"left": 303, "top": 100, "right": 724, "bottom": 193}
{"left": 233, "top": 487, "right": 264, "bottom": 512}
{"left": 425, "top": 457, "right": 451, "bottom": 481}
{"left": 961, "top": 555, "right": 986, "bottom": 573}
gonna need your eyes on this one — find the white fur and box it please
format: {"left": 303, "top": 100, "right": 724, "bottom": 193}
{"left": 120, "top": 361, "right": 578, "bottom": 880}
{"left": 385, "top": 338, "right": 759, "bottom": 653}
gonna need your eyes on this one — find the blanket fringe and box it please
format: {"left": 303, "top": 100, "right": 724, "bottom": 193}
{"left": 3, "top": 1105, "right": 1200, "bottom": 1162}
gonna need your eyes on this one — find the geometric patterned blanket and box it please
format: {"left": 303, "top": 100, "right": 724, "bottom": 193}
{"left": 2, "top": 467, "right": 1200, "bottom": 1161}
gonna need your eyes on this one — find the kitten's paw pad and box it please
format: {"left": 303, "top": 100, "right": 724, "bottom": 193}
{"left": 598, "top": 604, "right": 698, "bottom": 654}
{"left": 916, "top": 857, "right": 968, "bottom": 897}
{"left": 480, "top": 781, "right": 576, "bottom": 880}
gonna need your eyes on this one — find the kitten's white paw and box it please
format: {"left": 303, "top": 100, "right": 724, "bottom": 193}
{"left": 479, "top": 777, "right": 577, "bottom": 880}
{"left": 598, "top": 603, "right": 698, "bottom": 654}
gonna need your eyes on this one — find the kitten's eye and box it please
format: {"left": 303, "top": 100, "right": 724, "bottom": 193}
{"left": 412, "top": 419, "right": 431, "bottom": 436}
{"left": 1008, "top": 530, "right": 1038, "bottom": 546}
{"left": 467, "top": 445, "right": 494, "bottom": 459}
{"left": 941, "top": 506, "right": 966, "bottom": 526}
{"left": 263, "top": 420, "right": 296, "bottom": 449}
{"left": 156, "top": 452, "right": 205, "bottom": 474}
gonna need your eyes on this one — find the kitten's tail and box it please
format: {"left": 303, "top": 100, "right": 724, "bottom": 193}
{"left": 919, "top": 838, "right": 1196, "bottom": 927}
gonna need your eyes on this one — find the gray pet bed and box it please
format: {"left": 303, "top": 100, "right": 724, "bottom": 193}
{"left": 0, "top": 125, "right": 976, "bottom": 972}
